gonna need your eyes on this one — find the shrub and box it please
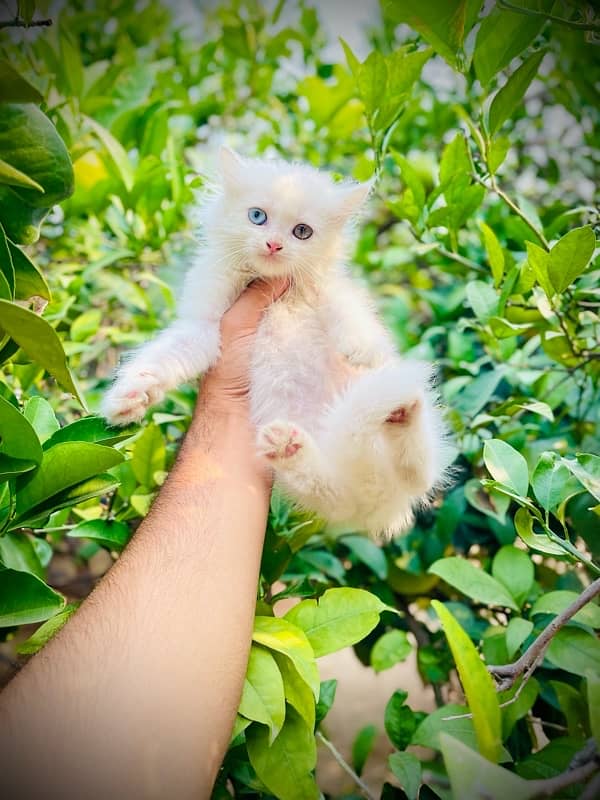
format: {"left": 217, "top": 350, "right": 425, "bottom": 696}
{"left": 1, "top": 1, "right": 599, "bottom": 798}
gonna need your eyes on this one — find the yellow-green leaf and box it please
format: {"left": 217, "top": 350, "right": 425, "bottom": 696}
{"left": 432, "top": 601, "right": 502, "bottom": 762}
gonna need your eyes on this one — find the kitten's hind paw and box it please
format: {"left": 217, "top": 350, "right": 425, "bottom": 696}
{"left": 257, "top": 420, "right": 305, "bottom": 461}
{"left": 385, "top": 397, "right": 421, "bottom": 425}
{"left": 102, "top": 370, "right": 165, "bottom": 426}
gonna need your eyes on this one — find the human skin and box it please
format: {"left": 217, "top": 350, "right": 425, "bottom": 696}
{"left": 0, "top": 277, "right": 289, "bottom": 800}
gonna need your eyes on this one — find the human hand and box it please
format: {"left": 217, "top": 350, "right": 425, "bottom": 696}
{"left": 201, "top": 277, "right": 290, "bottom": 412}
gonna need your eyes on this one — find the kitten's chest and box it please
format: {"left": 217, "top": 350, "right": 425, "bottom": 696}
{"left": 249, "top": 295, "right": 336, "bottom": 430}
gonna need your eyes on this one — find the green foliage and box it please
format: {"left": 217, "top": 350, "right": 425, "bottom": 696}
{"left": 1, "top": 0, "right": 599, "bottom": 797}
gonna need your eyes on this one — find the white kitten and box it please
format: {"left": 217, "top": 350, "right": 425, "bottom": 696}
{"left": 102, "top": 148, "right": 448, "bottom": 539}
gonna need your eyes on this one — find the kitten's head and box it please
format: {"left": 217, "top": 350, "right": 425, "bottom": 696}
{"left": 204, "top": 147, "right": 371, "bottom": 281}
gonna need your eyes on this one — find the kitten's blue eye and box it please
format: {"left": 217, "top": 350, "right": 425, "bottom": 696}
{"left": 248, "top": 207, "right": 267, "bottom": 225}
{"left": 293, "top": 223, "right": 313, "bottom": 240}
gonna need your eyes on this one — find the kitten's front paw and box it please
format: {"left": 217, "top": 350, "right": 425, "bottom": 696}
{"left": 257, "top": 420, "right": 305, "bottom": 461}
{"left": 102, "top": 370, "right": 165, "bottom": 426}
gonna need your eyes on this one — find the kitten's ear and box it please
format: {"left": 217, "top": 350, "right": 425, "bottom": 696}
{"left": 334, "top": 180, "right": 373, "bottom": 220}
{"left": 218, "top": 146, "right": 244, "bottom": 187}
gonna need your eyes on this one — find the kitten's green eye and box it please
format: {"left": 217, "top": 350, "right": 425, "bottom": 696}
{"left": 293, "top": 223, "right": 313, "bottom": 240}
{"left": 249, "top": 207, "right": 267, "bottom": 225}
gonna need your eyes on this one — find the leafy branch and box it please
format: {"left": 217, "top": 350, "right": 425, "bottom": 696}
{"left": 488, "top": 577, "right": 600, "bottom": 691}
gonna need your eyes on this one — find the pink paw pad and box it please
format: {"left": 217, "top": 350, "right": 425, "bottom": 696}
{"left": 259, "top": 424, "right": 304, "bottom": 460}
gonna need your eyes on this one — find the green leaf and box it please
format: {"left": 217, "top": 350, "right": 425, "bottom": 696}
{"left": 454, "top": 368, "right": 504, "bottom": 417}
{"left": 488, "top": 50, "right": 545, "bottom": 135}
{"left": 546, "top": 628, "right": 600, "bottom": 677}
{"left": 550, "top": 681, "right": 588, "bottom": 739}
{"left": 0, "top": 60, "right": 42, "bottom": 103}
{"left": 500, "top": 677, "right": 539, "bottom": 738}
{"left": 412, "top": 703, "right": 480, "bottom": 751}
{"left": 370, "top": 630, "right": 412, "bottom": 672}
{"left": 385, "top": 690, "right": 418, "bottom": 750}
{"left": 352, "top": 724, "right": 377, "bottom": 777}
{"left": 45, "top": 416, "right": 136, "bottom": 448}
{"left": 67, "top": 518, "right": 130, "bottom": 550}
{"left": 131, "top": 424, "right": 165, "bottom": 488}
{"left": 0, "top": 568, "right": 65, "bottom": 627}
{"left": 505, "top": 617, "right": 533, "bottom": 659}
{"left": 525, "top": 241, "right": 553, "bottom": 298}
{"left": 483, "top": 438, "right": 529, "bottom": 498}
{"left": 466, "top": 280, "right": 498, "bottom": 322}
{"left": 246, "top": 706, "right": 319, "bottom": 800}
{"left": 562, "top": 455, "right": 600, "bottom": 503}
{"left": 274, "top": 653, "right": 315, "bottom": 730}
{"left": 548, "top": 225, "right": 596, "bottom": 294}
{"left": 24, "top": 397, "right": 59, "bottom": 444}
{"left": 439, "top": 133, "right": 471, "bottom": 188}
{"left": 432, "top": 601, "right": 503, "bottom": 762}
{"left": 315, "top": 678, "right": 337, "bottom": 725}
{"left": 531, "top": 452, "right": 580, "bottom": 511}
{"left": 587, "top": 673, "right": 600, "bottom": 748}
{"left": 15, "top": 442, "right": 124, "bottom": 517}
{"left": 0, "top": 157, "right": 44, "bottom": 193}
{"left": 0, "top": 223, "right": 15, "bottom": 296}
{"left": 491, "top": 545, "right": 534, "bottom": 608}
{"left": 530, "top": 591, "right": 600, "bottom": 628}
{"left": 0, "top": 531, "right": 43, "bottom": 578}
{"left": 357, "top": 51, "right": 387, "bottom": 124}
{"left": 238, "top": 645, "right": 286, "bottom": 744}
{"left": 9, "top": 241, "right": 51, "bottom": 301}
{"left": 341, "top": 534, "right": 387, "bottom": 579}
{"left": 388, "top": 751, "right": 421, "bottom": 800}
{"left": 252, "top": 616, "right": 319, "bottom": 700}
{"left": 84, "top": 115, "right": 134, "bottom": 192}
{"left": 0, "top": 394, "right": 43, "bottom": 479}
{"left": 385, "top": 0, "right": 479, "bottom": 68}
{"left": 0, "top": 104, "right": 73, "bottom": 244}
{"left": 474, "top": 0, "right": 550, "bottom": 87}
{"left": 17, "top": 603, "right": 78, "bottom": 654}
{"left": 429, "top": 557, "right": 519, "bottom": 610}
{"left": 284, "top": 587, "right": 385, "bottom": 658}
{"left": 0, "top": 300, "right": 83, "bottom": 402}
{"left": 440, "top": 734, "right": 535, "bottom": 800}
{"left": 514, "top": 507, "right": 566, "bottom": 556}
{"left": 480, "top": 221, "right": 505, "bottom": 286}
{"left": 13, "top": 473, "right": 120, "bottom": 530}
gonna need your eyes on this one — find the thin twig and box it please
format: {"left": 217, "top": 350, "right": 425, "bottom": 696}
{"left": 316, "top": 731, "right": 377, "bottom": 800}
{"left": 0, "top": 17, "right": 52, "bottom": 28}
{"left": 473, "top": 173, "right": 550, "bottom": 249}
{"left": 488, "top": 577, "right": 600, "bottom": 690}
{"left": 497, "top": 0, "right": 600, "bottom": 32}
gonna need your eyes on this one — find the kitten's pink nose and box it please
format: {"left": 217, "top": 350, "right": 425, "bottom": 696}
{"left": 266, "top": 240, "right": 283, "bottom": 254}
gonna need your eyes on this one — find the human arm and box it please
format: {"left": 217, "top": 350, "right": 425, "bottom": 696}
{"left": 0, "top": 277, "right": 288, "bottom": 800}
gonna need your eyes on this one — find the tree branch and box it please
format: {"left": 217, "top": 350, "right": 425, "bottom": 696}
{"left": 488, "top": 577, "right": 600, "bottom": 690}
{"left": 316, "top": 731, "right": 377, "bottom": 800}
{"left": 0, "top": 17, "right": 52, "bottom": 28}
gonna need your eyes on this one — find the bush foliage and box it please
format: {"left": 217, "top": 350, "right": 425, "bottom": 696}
{"left": 1, "top": 1, "right": 599, "bottom": 798}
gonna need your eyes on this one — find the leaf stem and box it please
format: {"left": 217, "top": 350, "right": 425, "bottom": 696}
{"left": 316, "top": 731, "right": 377, "bottom": 800}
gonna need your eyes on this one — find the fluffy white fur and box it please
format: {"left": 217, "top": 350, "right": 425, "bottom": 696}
{"left": 102, "top": 148, "right": 448, "bottom": 539}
